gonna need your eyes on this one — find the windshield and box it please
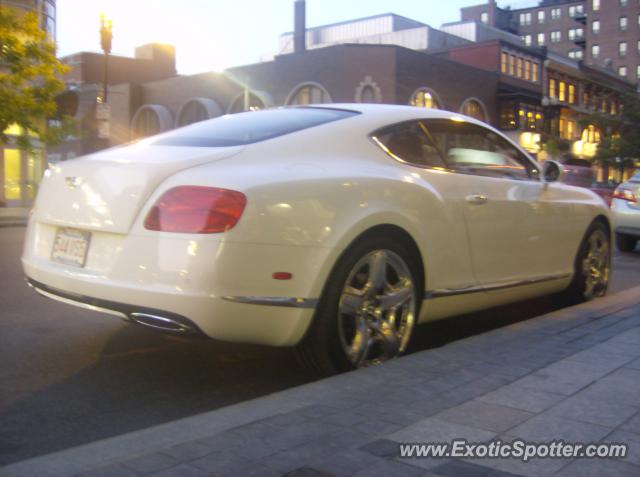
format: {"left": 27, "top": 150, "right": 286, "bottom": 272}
{"left": 148, "top": 107, "right": 359, "bottom": 147}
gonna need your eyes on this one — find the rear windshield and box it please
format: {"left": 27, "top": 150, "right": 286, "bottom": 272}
{"left": 149, "top": 107, "right": 359, "bottom": 147}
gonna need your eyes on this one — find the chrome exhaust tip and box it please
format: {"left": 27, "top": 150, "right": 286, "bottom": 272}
{"left": 129, "top": 312, "right": 195, "bottom": 334}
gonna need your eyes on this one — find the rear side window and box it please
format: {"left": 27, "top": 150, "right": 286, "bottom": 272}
{"left": 149, "top": 107, "right": 359, "bottom": 147}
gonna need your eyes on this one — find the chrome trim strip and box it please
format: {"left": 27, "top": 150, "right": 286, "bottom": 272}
{"left": 425, "top": 273, "right": 572, "bottom": 299}
{"left": 222, "top": 296, "right": 319, "bottom": 308}
{"left": 31, "top": 285, "right": 128, "bottom": 318}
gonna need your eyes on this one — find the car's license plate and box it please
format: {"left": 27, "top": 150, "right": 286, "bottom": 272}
{"left": 51, "top": 228, "right": 91, "bottom": 267}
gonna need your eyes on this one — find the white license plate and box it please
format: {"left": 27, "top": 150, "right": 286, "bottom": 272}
{"left": 51, "top": 228, "right": 91, "bottom": 267}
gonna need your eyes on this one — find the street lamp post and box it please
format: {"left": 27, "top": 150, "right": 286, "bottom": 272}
{"left": 99, "top": 14, "right": 112, "bottom": 103}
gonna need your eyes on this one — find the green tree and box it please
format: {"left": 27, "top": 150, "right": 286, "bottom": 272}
{"left": 580, "top": 92, "right": 640, "bottom": 173}
{"left": 0, "top": 6, "right": 72, "bottom": 151}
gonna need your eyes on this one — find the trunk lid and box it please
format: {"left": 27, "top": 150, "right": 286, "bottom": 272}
{"left": 34, "top": 144, "right": 244, "bottom": 233}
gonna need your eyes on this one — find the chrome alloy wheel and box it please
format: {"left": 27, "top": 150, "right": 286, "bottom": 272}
{"left": 337, "top": 249, "right": 416, "bottom": 367}
{"left": 582, "top": 228, "right": 610, "bottom": 299}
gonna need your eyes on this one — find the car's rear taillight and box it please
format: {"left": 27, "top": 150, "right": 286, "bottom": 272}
{"left": 612, "top": 187, "right": 637, "bottom": 203}
{"left": 144, "top": 186, "right": 246, "bottom": 233}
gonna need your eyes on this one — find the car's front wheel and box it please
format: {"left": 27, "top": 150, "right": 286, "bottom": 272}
{"left": 298, "top": 235, "right": 421, "bottom": 375}
{"left": 615, "top": 233, "right": 637, "bottom": 253}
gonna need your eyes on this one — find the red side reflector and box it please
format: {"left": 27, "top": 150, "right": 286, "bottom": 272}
{"left": 272, "top": 272, "right": 293, "bottom": 280}
{"left": 144, "top": 186, "right": 246, "bottom": 233}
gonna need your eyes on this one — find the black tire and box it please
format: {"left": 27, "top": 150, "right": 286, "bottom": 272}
{"left": 615, "top": 233, "right": 637, "bottom": 253}
{"left": 560, "top": 221, "right": 611, "bottom": 305}
{"left": 296, "top": 235, "right": 422, "bottom": 376}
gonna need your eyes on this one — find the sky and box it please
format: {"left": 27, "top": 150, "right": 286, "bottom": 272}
{"left": 56, "top": 0, "right": 516, "bottom": 75}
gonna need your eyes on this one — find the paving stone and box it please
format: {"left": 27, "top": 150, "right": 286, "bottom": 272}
{"left": 352, "top": 418, "right": 404, "bottom": 436}
{"left": 555, "top": 457, "right": 640, "bottom": 476}
{"left": 620, "top": 411, "right": 640, "bottom": 435}
{"left": 360, "top": 438, "right": 399, "bottom": 458}
{"left": 544, "top": 392, "right": 638, "bottom": 428}
{"left": 72, "top": 463, "right": 139, "bottom": 477}
{"left": 506, "top": 414, "right": 611, "bottom": 443}
{"left": 431, "top": 459, "right": 499, "bottom": 477}
{"left": 310, "top": 449, "right": 386, "bottom": 477}
{"left": 350, "top": 458, "right": 427, "bottom": 477}
{"left": 160, "top": 440, "right": 213, "bottom": 461}
{"left": 283, "top": 468, "right": 335, "bottom": 477}
{"left": 462, "top": 452, "right": 570, "bottom": 477}
{"left": 435, "top": 401, "right": 535, "bottom": 433}
{"left": 578, "top": 368, "right": 640, "bottom": 407}
{"left": 298, "top": 404, "right": 343, "bottom": 419}
{"left": 122, "top": 452, "right": 180, "bottom": 474}
{"left": 190, "top": 449, "right": 249, "bottom": 474}
{"left": 477, "top": 383, "right": 565, "bottom": 413}
{"left": 222, "top": 462, "right": 282, "bottom": 477}
{"left": 354, "top": 402, "right": 426, "bottom": 426}
{"left": 148, "top": 463, "right": 211, "bottom": 477}
{"left": 605, "top": 327, "right": 640, "bottom": 345}
{"left": 624, "top": 356, "right": 640, "bottom": 370}
{"left": 388, "top": 417, "right": 497, "bottom": 444}
{"left": 565, "top": 347, "right": 636, "bottom": 367}
{"left": 605, "top": 429, "right": 640, "bottom": 466}
{"left": 320, "top": 410, "right": 368, "bottom": 428}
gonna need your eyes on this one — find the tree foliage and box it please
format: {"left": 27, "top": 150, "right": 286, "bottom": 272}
{"left": 579, "top": 92, "right": 640, "bottom": 170}
{"left": 0, "top": 6, "right": 72, "bottom": 151}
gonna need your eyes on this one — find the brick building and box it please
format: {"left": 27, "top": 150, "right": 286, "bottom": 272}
{"left": 458, "top": 0, "right": 640, "bottom": 83}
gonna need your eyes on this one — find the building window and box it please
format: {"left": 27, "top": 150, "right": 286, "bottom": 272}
{"left": 559, "top": 81, "right": 566, "bottom": 102}
{"left": 519, "top": 12, "right": 532, "bottom": 26}
{"left": 620, "top": 0, "right": 627, "bottom": 6}
{"left": 592, "top": 20, "right": 600, "bottom": 34}
{"left": 637, "top": 65, "right": 640, "bottom": 80}
{"left": 525, "top": 60, "right": 531, "bottom": 80}
{"left": 620, "top": 16, "right": 628, "bottom": 31}
{"left": 592, "top": 44, "right": 600, "bottom": 59}
{"left": 619, "top": 42, "right": 627, "bottom": 57}
{"left": 638, "top": 40, "right": 640, "bottom": 54}
{"left": 619, "top": 66, "right": 627, "bottom": 77}
{"left": 538, "top": 10, "right": 545, "bottom": 24}
{"left": 593, "top": 0, "right": 600, "bottom": 11}
{"left": 532, "top": 62, "right": 539, "bottom": 82}
{"left": 551, "top": 31, "right": 561, "bottom": 43}
{"left": 537, "top": 33, "right": 545, "bottom": 45}
{"left": 501, "top": 51, "right": 508, "bottom": 73}
{"left": 569, "top": 5, "right": 584, "bottom": 17}
{"left": 509, "top": 54, "right": 516, "bottom": 75}
{"left": 480, "top": 11, "right": 489, "bottom": 24}
{"left": 568, "top": 28, "right": 583, "bottom": 40}
{"left": 410, "top": 88, "right": 440, "bottom": 109}
{"left": 568, "top": 84, "right": 576, "bottom": 104}
{"left": 517, "top": 57, "right": 523, "bottom": 78}
{"left": 522, "top": 34, "right": 532, "bottom": 46}
{"left": 551, "top": 8, "right": 561, "bottom": 20}
{"left": 286, "top": 83, "right": 332, "bottom": 105}
{"left": 549, "top": 78, "right": 557, "bottom": 99}
{"left": 460, "top": 98, "right": 487, "bottom": 122}
{"left": 228, "top": 93, "right": 265, "bottom": 113}
{"left": 568, "top": 49, "right": 583, "bottom": 60}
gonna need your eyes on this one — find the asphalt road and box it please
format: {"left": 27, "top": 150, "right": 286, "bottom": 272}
{"left": 1, "top": 225, "right": 639, "bottom": 465}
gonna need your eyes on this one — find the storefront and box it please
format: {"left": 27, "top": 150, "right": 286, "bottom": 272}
{"left": 1, "top": 125, "right": 47, "bottom": 208}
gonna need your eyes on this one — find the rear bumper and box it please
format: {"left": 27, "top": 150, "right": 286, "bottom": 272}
{"left": 22, "top": 221, "right": 325, "bottom": 346}
{"left": 611, "top": 199, "right": 640, "bottom": 234}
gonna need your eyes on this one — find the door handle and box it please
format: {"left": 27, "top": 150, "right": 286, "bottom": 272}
{"left": 466, "top": 194, "right": 488, "bottom": 205}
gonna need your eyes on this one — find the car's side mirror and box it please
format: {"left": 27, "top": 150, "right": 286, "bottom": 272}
{"left": 542, "top": 160, "right": 567, "bottom": 183}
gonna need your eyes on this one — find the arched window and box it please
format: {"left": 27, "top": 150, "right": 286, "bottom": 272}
{"left": 286, "top": 82, "right": 332, "bottom": 105}
{"left": 360, "top": 86, "right": 376, "bottom": 103}
{"left": 131, "top": 105, "right": 172, "bottom": 140}
{"left": 228, "top": 92, "right": 266, "bottom": 114}
{"left": 460, "top": 98, "right": 488, "bottom": 122}
{"left": 410, "top": 88, "right": 441, "bottom": 109}
{"left": 581, "top": 124, "right": 601, "bottom": 144}
{"left": 175, "top": 98, "right": 222, "bottom": 127}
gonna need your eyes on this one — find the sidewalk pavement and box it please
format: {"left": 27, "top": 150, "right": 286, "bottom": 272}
{"left": 0, "top": 208, "right": 28, "bottom": 227}
{"left": 2, "top": 287, "right": 640, "bottom": 477}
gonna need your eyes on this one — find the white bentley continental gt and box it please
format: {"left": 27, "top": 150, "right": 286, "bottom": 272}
{"left": 22, "top": 105, "right": 611, "bottom": 373}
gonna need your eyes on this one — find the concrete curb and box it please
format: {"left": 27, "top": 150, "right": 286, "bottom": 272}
{"left": 2, "top": 285, "right": 640, "bottom": 477}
